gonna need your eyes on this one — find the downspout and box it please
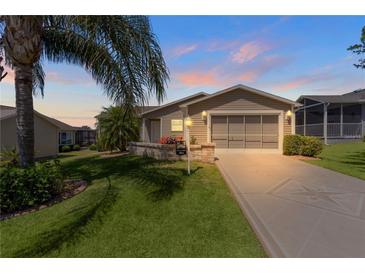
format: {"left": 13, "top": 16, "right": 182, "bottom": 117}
{"left": 323, "top": 102, "right": 330, "bottom": 145}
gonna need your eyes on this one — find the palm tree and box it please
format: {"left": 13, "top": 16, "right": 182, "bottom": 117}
{"left": 96, "top": 106, "right": 139, "bottom": 152}
{"left": 0, "top": 16, "right": 168, "bottom": 167}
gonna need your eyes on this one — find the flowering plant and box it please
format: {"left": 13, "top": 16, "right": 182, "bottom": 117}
{"left": 159, "top": 136, "right": 183, "bottom": 144}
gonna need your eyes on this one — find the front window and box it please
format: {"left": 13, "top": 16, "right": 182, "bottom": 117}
{"left": 60, "top": 132, "right": 73, "bottom": 145}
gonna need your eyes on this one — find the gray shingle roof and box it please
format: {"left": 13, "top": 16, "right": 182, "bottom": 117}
{"left": 0, "top": 105, "right": 77, "bottom": 131}
{"left": 298, "top": 89, "right": 365, "bottom": 104}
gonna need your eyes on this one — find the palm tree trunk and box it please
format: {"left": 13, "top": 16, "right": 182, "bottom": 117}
{"left": 15, "top": 64, "right": 35, "bottom": 167}
{"left": 3, "top": 16, "right": 43, "bottom": 167}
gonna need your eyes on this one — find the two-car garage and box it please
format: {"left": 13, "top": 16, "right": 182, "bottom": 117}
{"left": 211, "top": 114, "right": 279, "bottom": 149}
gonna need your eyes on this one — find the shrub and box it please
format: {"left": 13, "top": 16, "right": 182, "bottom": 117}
{"left": 283, "top": 135, "right": 323, "bottom": 157}
{"left": 283, "top": 135, "right": 303, "bottom": 155}
{"left": 0, "top": 148, "right": 19, "bottom": 167}
{"left": 159, "top": 136, "right": 183, "bottom": 144}
{"left": 0, "top": 160, "right": 64, "bottom": 213}
{"left": 61, "top": 145, "right": 71, "bottom": 152}
{"left": 73, "top": 144, "right": 81, "bottom": 151}
{"left": 300, "top": 136, "right": 323, "bottom": 157}
{"left": 89, "top": 144, "right": 97, "bottom": 150}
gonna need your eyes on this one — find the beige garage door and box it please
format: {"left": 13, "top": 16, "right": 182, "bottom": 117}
{"left": 211, "top": 115, "right": 279, "bottom": 149}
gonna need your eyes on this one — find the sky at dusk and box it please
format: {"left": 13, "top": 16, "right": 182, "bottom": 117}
{"left": 1, "top": 16, "right": 364, "bottom": 128}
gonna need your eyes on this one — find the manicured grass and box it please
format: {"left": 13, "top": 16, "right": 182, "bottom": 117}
{"left": 0, "top": 153, "right": 266, "bottom": 257}
{"left": 305, "top": 142, "right": 365, "bottom": 180}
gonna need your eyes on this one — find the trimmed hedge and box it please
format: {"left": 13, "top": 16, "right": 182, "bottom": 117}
{"left": 283, "top": 135, "right": 323, "bottom": 157}
{"left": 73, "top": 144, "right": 81, "bottom": 151}
{"left": 89, "top": 144, "right": 97, "bottom": 150}
{"left": 61, "top": 145, "right": 71, "bottom": 152}
{"left": 283, "top": 135, "right": 303, "bottom": 155}
{"left": 0, "top": 160, "right": 64, "bottom": 213}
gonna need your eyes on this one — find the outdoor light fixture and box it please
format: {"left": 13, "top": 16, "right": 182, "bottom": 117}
{"left": 285, "top": 110, "right": 292, "bottom": 120}
{"left": 185, "top": 117, "right": 193, "bottom": 128}
{"left": 201, "top": 110, "right": 207, "bottom": 120}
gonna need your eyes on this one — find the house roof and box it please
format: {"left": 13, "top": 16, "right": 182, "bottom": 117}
{"left": 0, "top": 105, "right": 77, "bottom": 131}
{"left": 140, "top": 92, "right": 209, "bottom": 116}
{"left": 297, "top": 89, "right": 365, "bottom": 104}
{"left": 179, "top": 84, "right": 300, "bottom": 108}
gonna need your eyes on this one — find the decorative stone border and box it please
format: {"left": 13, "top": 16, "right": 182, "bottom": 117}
{"left": 128, "top": 142, "right": 215, "bottom": 163}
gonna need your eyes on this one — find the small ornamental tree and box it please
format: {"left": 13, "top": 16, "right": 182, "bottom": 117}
{"left": 348, "top": 26, "right": 365, "bottom": 69}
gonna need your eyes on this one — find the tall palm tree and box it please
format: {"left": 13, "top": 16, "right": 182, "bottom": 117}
{"left": 0, "top": 16, "right": 169, "bottom": 167}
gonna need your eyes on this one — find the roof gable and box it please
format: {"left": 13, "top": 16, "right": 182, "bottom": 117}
{"left": 140, "top": 92, "right": 209, "bottom": 116}
{"left": 180, "top": 84, "right": 299, "bottom": 108}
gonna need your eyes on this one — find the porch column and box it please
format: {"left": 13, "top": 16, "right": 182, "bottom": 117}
{"left": 142, "top": 118, "right": 146, "bottom": 142}
{"left": 303, "top": 107, "right": 306, "bottom": 136}
{"left": 324, "top": 104, "right": 328, "bottom": 145}
{"left": 340, "top": 104, "right": 343, "bottom": 137}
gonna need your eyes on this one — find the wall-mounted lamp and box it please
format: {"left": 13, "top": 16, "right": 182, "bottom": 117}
{"left": 185, "top": 117, "right": 193, "bottom": 128}
{"left": 201, "top": 111, "right": 207, "bottom": 120}
{"left": 285, "top": 110, "right": 292, "bottom": 120}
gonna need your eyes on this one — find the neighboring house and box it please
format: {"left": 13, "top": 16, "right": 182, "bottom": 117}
{"left": 46, "top": 117, "right": 78, "bottom": 148}
{"left": 0, "top": 105, "right": 97, "bottom": 157}
{"left": 75, "top": 126, "right": 96, "bottom": 146}
{"left": 140, "top": 84, "right": 298, "bottom": 152}
{"left": 295, "top": 89, "right": 365, "bottom": 144}
{"left": 0, "top": 105, "right": 59, "bottom": 158}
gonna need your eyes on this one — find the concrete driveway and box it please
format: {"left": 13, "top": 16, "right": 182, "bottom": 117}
{"left": 215, "top": 151, "right": 365, "bottom": 258}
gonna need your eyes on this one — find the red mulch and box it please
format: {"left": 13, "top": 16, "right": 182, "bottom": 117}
{"left": 0, "top": 179, "right": 87, "bottom": 221}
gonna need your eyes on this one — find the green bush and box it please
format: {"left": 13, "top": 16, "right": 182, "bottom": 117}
{"left": 0, "top": 160, "right": 64, "bottom": 213}
{"left": 89, "top": 144, "right": 97, "bottom": 150}
{"left": 300, "top": 136, "right": 323, "bottom": 157}
{"left": 61, "top": 145, "right": 71, "bottom": 152}
{"left": 73, "top": 144, "right": 81, "bottom": 151}
{"left": 283, "top": 135, "right": 303, "bottom": 155}
{"left": 283, "top": 135, "right": 323, "bottom": 157}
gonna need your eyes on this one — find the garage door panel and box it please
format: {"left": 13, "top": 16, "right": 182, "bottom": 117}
{"left": 245, "top": 115, "right": 261, "bottom": 148}
{"left": 228, "top": 116, "right": 244, "bottom": 148}
{"left": 211, "top": 116, "right": 228, "bottom": 148}
{"left": 262, "top": 115, "right": 278, "bottom": 149}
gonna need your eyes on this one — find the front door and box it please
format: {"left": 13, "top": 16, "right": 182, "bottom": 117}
{"left": 150, "top": 119, "right": 161, "bottom": 143}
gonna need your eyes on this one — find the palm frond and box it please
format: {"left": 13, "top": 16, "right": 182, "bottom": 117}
{"left": 43, "top": 16, "right": 169, "bottom": 106}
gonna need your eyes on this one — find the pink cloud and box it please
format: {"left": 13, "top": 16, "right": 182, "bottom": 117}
{"left": 274, "top": 73, "right": 336, "bottom": 92}
{"left": 238, "top": 55, "right": 292, "bottom": 82}
{"left": 176, "top": 69, "right": 220, "bottom": 87}
{"left": 1, "top": 67, "right": 15, "bottom": 84}
{"left": 171, "top": 44, "right": 198, "bottom": 57}
{"left": 231, "top": 41, "right": 272, "bottom": 64}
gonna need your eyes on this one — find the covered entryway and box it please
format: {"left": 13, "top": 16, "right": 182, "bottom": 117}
{"left": 150, "top": 119, "right": 161, "bottom": 143}
{"left": 211, "top": 115, "right": 279, "bottom": 149}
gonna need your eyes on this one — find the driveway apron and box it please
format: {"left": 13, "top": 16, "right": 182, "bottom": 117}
{"left": 215, "top": 151, "right": 365, "bottom": 258}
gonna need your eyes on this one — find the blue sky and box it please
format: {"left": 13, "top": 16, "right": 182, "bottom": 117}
{"left": 1, "top": 16, "right": 364, "bottom": 127}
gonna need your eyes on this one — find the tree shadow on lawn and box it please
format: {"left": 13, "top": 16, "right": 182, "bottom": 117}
{"left": 11, "top": 156, "right": 203, "bottom": 257}
{"left": 13, "top": 177, "right": 119, "bottom": 257}
{"left": 62, "top": 155, "right": 201, "bottom": 201}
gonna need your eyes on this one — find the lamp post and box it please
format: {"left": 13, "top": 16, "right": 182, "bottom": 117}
{"left": 185, "top": 117, "right": 192, "bottom": 175}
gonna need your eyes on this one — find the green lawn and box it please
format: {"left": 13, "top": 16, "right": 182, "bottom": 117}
{"left": 0, "top": 151, "right": 265, "bottom": 257}
{"left": 305, "top": 142, "right": 365, "bottom": 180}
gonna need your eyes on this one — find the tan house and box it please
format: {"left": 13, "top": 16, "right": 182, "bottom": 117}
{"left": 140, "top": 85, "right": 299, "bottom": 152}
{"left": 0, "top": 105, "right": 59, "bottom": 158}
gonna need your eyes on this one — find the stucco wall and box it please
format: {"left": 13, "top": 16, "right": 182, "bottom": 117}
{"left": 187, "top": 88, "right": 293, "bottom": 144}
{"left": 0, "top": 115, "right": 59, "bottom": 158}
